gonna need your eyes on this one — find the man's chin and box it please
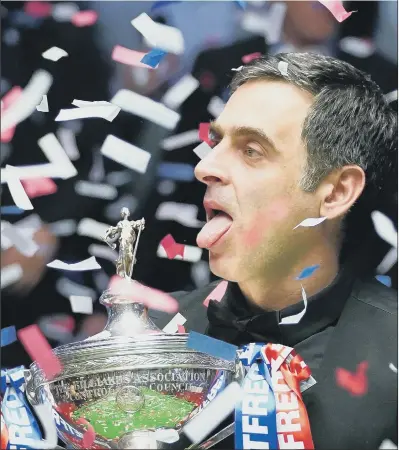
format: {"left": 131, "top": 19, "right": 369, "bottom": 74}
{"left": 209, "top": 252, "right": 236, "bottom": 281}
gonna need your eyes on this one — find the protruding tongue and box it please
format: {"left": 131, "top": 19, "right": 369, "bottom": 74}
{"left": 197, "top": 213, "right": 233, "bottom": 249}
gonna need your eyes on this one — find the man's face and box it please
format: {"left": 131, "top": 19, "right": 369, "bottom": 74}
{"left": 195, "top": 80, "right": 323, "bottom": 283}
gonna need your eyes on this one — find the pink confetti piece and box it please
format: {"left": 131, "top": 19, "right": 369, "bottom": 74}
{"left": 76, "top": 418, "right": 96, "bottom": 447}
{"left": 71, "top": 10, "right": 98, "bottom": 27}
{"left": 198, "top": 123, "right": 211, "bottom": 145}
{"left": 160, "top": 234, "right": 185, "bottom": 259}
{"left": 335, "top": 361, "right": 368, "bottom": 396}
{"left": 109, "top": 276, "right": 179, "bottom": 313}
{"left": 203, "top": 280, "right": 228, "bottom": 307}
{"left": 50, "top": 316, "right": 76, "bottom": 333}
{"left": 24, "top": 1, "right": 52, "bottom": 18}
{"left": 21, "top": 177, "right": 58, "bottom": 198}
{"left": 1, "top": 86, "right": 22, "bottom": 143}
{"left": 317, "top": 1, "right": 354, "bottom": 22}
{"left": 112, "top": 45, "right": 155, "bottom": 69}
{"left": 17, "top": 325, "right": 63, "bottom": 380}
{"left": 242, "top": 52, "right": 262, "bottom": 64}
{"left": 177, "top": 324, "right": 186, "bottom": 333}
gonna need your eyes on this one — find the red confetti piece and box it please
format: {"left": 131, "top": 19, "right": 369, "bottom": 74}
{"left": 24, "top": 1, "right": 52, "bottom": 18}
{"left": 335, "top": 361, "right": 368, "bottom": 396}
{"left": 76, "top": 418, "right": 96, "bottom": 447}
{"left": 109, "top": 276, "right": 179, "bottom": 313}
{"left": 71, "top": 10, "right": 98, "bottom": 27}
{"left": 160, "top": 234, "right": 185, "bottom": 259}
{"left": 17, "top": 325, "right": 63, "bottom": 380}
{"left": 242, "top": 52, "right": 262, "bottom": 64}
{"left": 317, "top": 1, "right": 354, "bottom": 22}
{"left": 198, "top": 123, "right": 211, "bottom": 145}
{"left": 1, "top": 86, "right": 22, "bottom": 143}
{"left": 203, "top": 280, "right": 228, "bottom": 307}
{"left": 177, "top": 324, "right": 186, "bottom": 333}
{"left": 112, "top": 45, "right": 154, "bottom": 69}
{"left": 21, "top": 177, "right": 58, "bottom": 198}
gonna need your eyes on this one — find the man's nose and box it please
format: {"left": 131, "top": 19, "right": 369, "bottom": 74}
{"left": 194, "top": 147, "right": 228, "bottom": 185}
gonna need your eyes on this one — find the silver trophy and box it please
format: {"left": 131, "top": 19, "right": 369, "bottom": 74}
{"left": 24, "top": 208, "right": 240, "bottom": 449}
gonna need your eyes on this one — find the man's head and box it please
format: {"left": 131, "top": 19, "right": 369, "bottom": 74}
{"left": 195, "top": 53, "right": 396, "bottom": 284}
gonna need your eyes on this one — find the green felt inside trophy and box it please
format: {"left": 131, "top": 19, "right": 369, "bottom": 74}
{"left": 72, "top": 388, "right": 194, "bottom": 440}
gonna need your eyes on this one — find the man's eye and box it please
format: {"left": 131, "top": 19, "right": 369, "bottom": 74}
{"left": 244, "top": 147, "right": 261, "bottom": 158}
{"left": 208, "top": 134, "right": 220, "bottom": 148}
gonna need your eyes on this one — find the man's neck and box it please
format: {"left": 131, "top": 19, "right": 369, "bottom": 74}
{"left": 238, "top": 246, "right": 340, "bottom": 311}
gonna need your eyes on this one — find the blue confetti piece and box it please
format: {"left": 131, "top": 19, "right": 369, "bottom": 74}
{"left": 236, "top": 0, "right": 247, "bottom": 10}
{"left": 375, "top": 275, "right": 392, "bottom": 288}
{"left": 151, "top": 1, "right": 181, "bottom": 11}
{"left": 157, "top": 162, "right": 195, "bottom": 182}
{"left": 1, "top": 326, "right": 17, "bottom": 347}
{"left": 187, "top": 331, "right": 238, "bottom": 361}
{"left": 296, "top": 264, "right": 320, "bottom": 280}
{"left": 1, "top": 206, "right": 24, "bottom": 215}
{"left": 141, "top": 49, "right": 167, "bottom": 68}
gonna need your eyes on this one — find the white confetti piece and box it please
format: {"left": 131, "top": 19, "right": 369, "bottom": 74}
{"left": 161, "top": 130, "right": 200, "bottom": 151}
{"left": 41, "top": 46, "right": 68, "bottom": 62}
{"left": 5, "top": 165, "right": 33, "bottom": 210}
{"left": 57, "top": 127, "right": 80, "bottom": 160}
{"left": 183, "top": 382, "right": 243, "bottom": 444}
{"left": 29, "top": 404, "right": 58, "bottom": 449}
{"left": 69, "top": 295, "right": 94, "bottom": 315}
{"left": 157, "top": 243, "right": 202, "bottom": 263}
{"left": 371, "top": 211, "right": 398, "bottom": 248}
{"left": 88, "top": 244, "right": 118, "bottom": 263}
{"left": 339, "top": 37, "right": 375, "bottom": 59}
{"left": 1, "top": 70, "right": 53, "bottom": 133}
{"left": 77, "top": 218, "right": 110, "bottom": 241}
{"left": 379, "top": 440, "right": 398, "bottom": 450}
{"left": 131, "top": 13, "right": 184, "bottom": 55}
{"left": 111, "top": 89, "right": 180, "bottom": 130}
{"left": 156, "top": 202, "right": 204, "bottom": 228}
{"left": 385, "top": 90, "right": 398, "bottom": 104}
{"left": 278, "top": 61, "right": 288, "bottom": 76}
{"left": 100, "top": 134, "right": 151, "bottom": 174}
{"left": 193, "top": 141, "right": 212, "bottom": 160}
{"left": 157, "top": 179, "right": 176, "bottom": 196}
{"left": 47, "top": 256, "right": 101, "bottom": 272}
{"left": 104, "top": 194, "right": 138, "bottom": 221}
{"left": 49, "top": 219, "right": 76, "bottom": 237}
{"left": 52, "top": 2, "right": 79, "bottom": 21}
{"left": 75, "top": 180, "right": 117, "bottom": 200}
{"left": 105, "top": 170, "right": 132, "bottom": 187}
{"left": 1, "top": 264, "right": 23, "bottom": 289}
{"left": 231, "top": 66, "right": 243, "bottom": 72}
{"left": 154, "top": 429, "right": 179, "bottom": 444}
{"left": 207, "top": 96, "right": 225, "bottom": 118}
{"left": 55, "top": 104, "right": 120, "bottom": 122}
{"left": 293, "top": 216, "right": 327, "bottom": 230}
{"left": 376, "top": 247, "right": 397, "bottom": 275}
{"left": 279, "top": 285, "right": 308, "bottom": 325}
{"left": 1, "top": 222, "right": 39, "bottom": 257}
{"left": 56, "top": 277, "right": 97, "bottom": 300}
{"left": 72, "top": 99, "right": 112, "bottom": 108}
{"left": 38, "top": 133, "right": 78, "bottom": 179}
{"left": 191, "top": 261, "right": 211, "bottom": 288}
{"left": 93, "top": 270, "right": 110, "bottom": 293}
{"left": 88, "top": 151, "right": 105, "bottom": 182}
{"left": 163, "top": 313, "right": 187, "bottom": 334}
{"left": 161, "top": 74, "right": 199, "bottom": 110}
{"left": 36, "top": 94, "right": 49, "bottom": 112}
{"left": 389, "top": 363, "right": 398, "bottom": 374}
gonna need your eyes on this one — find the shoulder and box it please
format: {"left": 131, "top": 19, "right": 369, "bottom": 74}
{"left": 352, "top": 278, "right": 397, "bottom": 316}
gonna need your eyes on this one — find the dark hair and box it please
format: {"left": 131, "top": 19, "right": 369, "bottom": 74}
{"left": 230, "top": 53, "right": 397, "bottom": 197}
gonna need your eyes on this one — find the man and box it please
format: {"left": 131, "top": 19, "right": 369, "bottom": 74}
{"left": 152, "top": 53, "right": 398, "bottom": 448}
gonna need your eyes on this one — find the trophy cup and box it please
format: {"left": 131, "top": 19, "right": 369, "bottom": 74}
{"left": 24, "top": 208, "right": 239, "bottom": 449}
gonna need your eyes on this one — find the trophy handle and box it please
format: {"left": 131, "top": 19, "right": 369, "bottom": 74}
{"left": 24, "top": 369, "right": 41, "bottom": 406}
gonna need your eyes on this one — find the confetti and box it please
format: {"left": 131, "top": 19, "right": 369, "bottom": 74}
{"left": 41, "top": 46, "right": 68, "bottom": 62}
{"left": 1, "top": 70, "right": 53, "bottom": 134}
{"left": 193, "top": 141, "right": 212, "bottom": 160}
{"left": 109, "top": 276, "right": 179, "bottom": 313}
{"left": 187, "top": 331, "right": 237, "bottom": 361}
{"left": 104, "top": 194, "right": 138, "bottom": 220}
{"left": 160, "top": 234, "right": 185, "bottom": 259}
{"left": 207, "top": 96, "right": 225, "bottom": 118}
{"left": 22, "top": 177, "right": 57, "bottom": 198}
{"left": 88, "top": 151, "right": 105, "bottom": 182}
{"left": 111, "top": 89, "right": 180, "bottom": 129}
{"left": 389, "top": 363, "right": 398, "bottom": 374}
{"left": 47, "top": 256, "right": 101, "bottom": 272}
{"left": 51, "top": 2, "right": 79, "bottom": 22}
{"left": 296, "top": 264, "right": 320, "bottom": 280}
{"left": 155, "top": 428, "right": 179, "bottom": 444}
{"left": 17, "top": 324, "right": 63, "bottom": 380}
{"left": 29, "top": 403, "right": 58, "bottom": 449}
{"left": 161, "top": 130, "right": 200, "bottom": 151}
{"left": 140, "top": 49, "right": 167, "bottom": 68}
{"left": 56, "top": 127, "right": 80, "bottom": 160}
{"left": 157, "top": 162, "right": 195, "bottom": 182}
{"left": 56, "top": 277, "right": 96, "bottom": 300}
{"left": 199, "top": 123, "right": 211, "bottom": 145}
{"left": 279, "top": 285, "right": 308, "bottom": 325}
{"left": 38, "top": 133, "right": 78, "bottom": 179}
{"left": 49, "top": 219, "right": 77, "bottom": 237}
{"left": 231, "top": 66, "right": 243, "bottom": 72}
{"left": 0, "top": 206, "right": 24, "bottom": 215}
{"left": 131, "top": 13, "right": 185, "bottom": 55}
{"left": 242, "top": 52, "right": 262, "bottom": 64}
{"left": 74, "top": 180, "right": 117, "bottom": 200}
{"left": 88, "top": 243, "right": 118, "bottom": 263}
{"left": 71, "top": 10, "right": 98, "bottom": 27}
{"left": 1, "top": 326, "right": 17, "bottom": 347}
{"left": 339, "top": 37, "right": 375, "bottom": 59}
{"left": 2, "top": 222, "right": 40, "bottom": 257}
{"left": 157, "top": 242, "right": 202, "bottom": 263}
{"left": 24, "top": 1, "right": 52, "bottom": 18}
{"left": 161, "top": 74, "right": 200, "bottom": 110}
{"left": 183, "top": 382, "right": 243, "bottom": 444}
{"left": 1, "top": 264, "right": 23, "bottom": 289}
{"left": 375, "top": 275, "right": 392, "bottom": 287}
{"left": 151, "top": 1, "right": 181, "bottom": 11}
{"left": 5, "top": 165, "right": 34, "bottom": 210}
{"left": 55, "top": 104, "right": 120, "bottom": 122}
{"left": 69, "top": 296, "right": 94, "bottom": 315}
{"left": 36, "top": 94, "right": 49, "bottom": 112}
{"left": 371, "top": 211, "right": 397, "bottom": 248}
{"left": 77, "top": 218, "right": 110, "bottom": 241}
{"left": 317, "top": 0, "right": 354, "bottom": 22}
{"left": 156, "top": 202, "right": 203, "bottom": 228}
{"left": 379, "top": 440, "right": 398, "bottom": 450}
{"left": 278, "top": 61, "right": 289, "bottom": 76}
{"left": 101, "top": 134, "right": 151, "bottom": 174}
{"left": 112, "top": 45, "right": 155, "bottom": 69}
{"left": 163, "top": 313, "right": 187, "bottom": 334}
{"left": 293, "top": 216, "right": 327, "bottom": 229}
{"left": 191, "top": 261, "right": 211, "bottom": 288}
{"left": 203, "top": 280, "right": 228, "bottom": 307}
{"left": 38, "top": 314, "right": 75, "bottom": 343}
{"left": 385, "top": 90, "right": 398, "bottom": 104}
{"left": 1, "top": 86, "right": 22, "bottom": 143}
{"left": 335, "top": 361, "right": 368, "bottom": 396}
{"left": 376, "top": 248, "right": 397, "bottom": 275}
{"left": 177, "top": 324, "right": 186, "bottom": 333}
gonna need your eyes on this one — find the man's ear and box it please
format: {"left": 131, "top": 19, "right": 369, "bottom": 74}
{"left": 318, "top": 165, "right": 366, "bottom": 220}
